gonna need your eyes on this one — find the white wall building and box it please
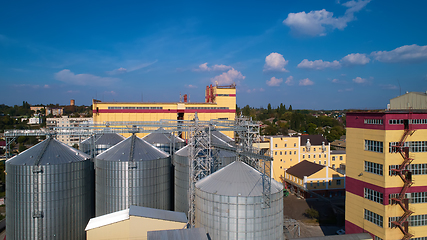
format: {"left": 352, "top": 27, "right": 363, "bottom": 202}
{"left": 46, "top": 116, "right": 93, "bottom": 146}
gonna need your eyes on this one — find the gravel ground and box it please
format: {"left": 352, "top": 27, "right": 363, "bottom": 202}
{"left": 283, "top": 194, "right": 345, "bottom": 239}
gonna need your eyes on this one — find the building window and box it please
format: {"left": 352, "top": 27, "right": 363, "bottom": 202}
{"left": 303, "top": 148, "right": 305, "bottom": 152}
{"left": 389, "top": 214, "right": 427, "bottom": 227}
{"left": 364, "top": 119, "right": 383, "bottom": 125}
{"left": 324, "top": 161, "right": 326, "bottom": 165}
{"left": 289, "top": 151, "right": 292, "bottom": 155}
{"left": 389, "top": 164, "right": 427, "bottom": 176}
{"left": 389, "top": 192, "right": 427, "bottom": 204}
{"left": 319, "top": 154, "right": 321, "bottom": 158}
{"left": 389, "top": 119, "right": 427, "bottom": 125}
{"left": 280, "top": 159, "right": 282, "bottom": 162}
{"left": 373, "top": 236, "right": 383, "bottom": 240}
{"left": 308, "top": 155, "right": 310, "bottom": 158}
{"left": 280, "top": 166, "right": 282, "bottom": 169}
{"left": 317, "top": 181, "right": 319, "bottom": 186}
{"left": 313, "top": 155, "right": 316, "bottom": 158}
{"left": 364, "top": 188, "right": 383, "bottom": 204}
{"left": 322, "top": 181, "right": 325, "bottom": 186}
{"left": 285, "top": 144, "right": 287, "bottom": 147}
{"left": 294, "top": 143, "right": 296, "bottom": 147}
{"left": 313, "top": 161, "right": 316, "bottom": 164}
{"left": 280, "top": 151, "right": 282, "bottom": 155}
{"left": 389, "top": 141, "right": 427, "bottom": 153}
{"left": 314, "top": 148, "right": 316, "bottom": 152}
{"left": 275, "top": 144, "right": 277, "bottom": 147}
{"left": 365, "top": 140, "right": 384, "bottom": 153}
{"left": 332, "top": 164, "right": 335, "bottom": 169}
{"left": 337, "top": 180, "right": 341, "bottom": 185}
{"left": 303, "top": 155, "right": 305, "bottom": 159}
{"left": 328, "top": 181, "right": 331, "bottom": 186}
{"left": 275, "top": 152, "right": 277, "bottom": 155}
{"left": 285, "top": 151, "right": 287, "bottom": 155}
{"left": 324, "top": 154, "right": 326, "bottom": 158}
{"left": 332, "top": 156, "right": 335, "bottom": 161}
{"left": 310, "top": 182, "right": 313, "bottom": 187}
{"left": 364, "top": 209, "right": 383, "bottom": 228}
{"left": 294, "top": 151, "right": 297, "bottom": 155}
{"left": 340, "top": 156, "right": 343, "bottom": 160}
{"left": 365, "top": 161, "right": 383, "bottom": 176}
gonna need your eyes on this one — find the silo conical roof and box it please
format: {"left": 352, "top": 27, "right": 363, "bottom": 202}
{"left": 143, "top": 127, "right": 185, "bottom": 145}
{"left": 174, "top": 144, "right": 235, "bottom": 158}
{"left": 81, "top": 133, "right": 125, "bottom": 145}
{"left": 211, "top": 130, "right": 234, "bottom": 143}
{"left": 195, "top": 161, "right": 282, "bottom": 197}
{"left": 97, "top": 135, "right": 169, "bottom": 161}
{"left": 7, "top": 137, "right": 89, "bottom": 166}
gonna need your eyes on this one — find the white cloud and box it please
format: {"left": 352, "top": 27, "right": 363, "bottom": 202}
{"left": 185, "top": 84, "right": 198, "bottom": 88}
{"left": 283, "top": 0, "right": 370, "bottom": 36}
{"left": 193, "top": 62, "right": 232, "bottom": 72}
{"left": 107, "top": 60, "right": 157, "bottom": 75}
{"left": 55, "top": 69, "right": 120, "bottom": 86}
{"left": 299, "top": 78, "right": 314, "bottom": 86}
{"left": 266, "top": 77, "right": 283, "bottom": 86}
{"left": 43, "top": 84, "right": 50, "bottom": 88}
{"left": 211, "top": 68, "right": 245, "bottom": 85}
{"left": 259, "top": 88, "right": 265, "bottom": 92}
{"left": 285, "top": 76, "right": 294, "bottom": 85}
{"left": 104, "top": 90, "right": 117, "bottom": 95}
{"left": 341, "top": 53, "right": 370, "bottom": 65}
{"left": 380, "top": 84, "right": 398, "bottom": 90}
{"left": 263, "top": 52, "right": 289, "bottom": 72}
{"left": 332, "top": 79, "right": 340, "bottom": 83}
{"left": 297, "top": 59, "right": 341, "bottom": 70}
{"left": 371, "top": 44, "right": 427, "bottom": 63}
{"left": 353, "top": 77, "right": 366, "bottom": 83}
{"left": 338, "top": 88, "right": 354, "bottom": 92}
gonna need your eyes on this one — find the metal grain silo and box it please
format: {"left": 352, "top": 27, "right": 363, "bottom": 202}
{"left": 174, "top": 145, "right": 237, "bottom": 214}
{"left": 95, "top": 134, "right": 172, "bottom": 216}
{"left": 6, "top": 137, "right": 93, "bottom": 240}
{"left": 143, "top": 127, "right": 185, "bottom": 154}
{"left": 80, "top": 133, "right": 125, "bottom": 156}
{"left": 195, "top": 161, "right": 284, "bottom": 240}
{"left": 211, "top": 130, "right": 235, "bottom": 145}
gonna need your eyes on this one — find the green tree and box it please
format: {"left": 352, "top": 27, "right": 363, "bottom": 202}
{"left": 288, "top": 105, "right": 293, "bottom": 111}
{"left": 267, "top": 103, "right": 272, "bottom": 114}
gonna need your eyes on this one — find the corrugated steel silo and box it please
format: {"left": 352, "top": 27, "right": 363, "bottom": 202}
{"left": 174, "top": 145, "right": 237, "bottom": 214}
{"left": 143, "top": 127, "right": 186, "bottom": 154}
{"left": 195, "top": 161, "right": 284, "bottom": 240}
{"left": 6, "top": 137, "right": 93, "bottom": 240}
{"left": 211, "top": 130, "right": 235, "bottom": 145}
{"left": 95, "top": 134, "right": 172, "bottom": 216}
{"left": 80, "top": 133, "right": 125, "bottom": 156}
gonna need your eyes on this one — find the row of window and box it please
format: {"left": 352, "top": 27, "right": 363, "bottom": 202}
{"left": 365, "top": 209, "right": 383, "bottom": 227}
{"left": 216, "top": 94, "right": 232, "bottom": 97}
{"left": 389, "top": 163, "right": 427, "bottom": 176}
{"left": 365, "top": 161, "right": 384, "bottom": 176}
{"left": 389, "top": 214, "right": 427, "bottom": 227}
{"left": 364, "top": 119, "right": 383, "bottom": 125}
{"left": 389, "top": 119, "right": 427, "bottom": 125}
{"left": 108, "top": 106, "right": 163, "bottom": 110}
{"left": 365, "top": 140, "right": 384, "bottom": 153}
{"left": 364, "top": 188, "right": 383, "bottom": 204}
{"left": 275, "top": 143, "right": 297, "bottom": 148}
{"left": 275, "top": 151, "right": 297, "bottom": 155}
{"left": 185, "top": 107, "right": 229, "bottom": 109}
{"left": 304, "top": 147, "right": 326, "bottom": 152}
{"left": 389, "top": 192, "right": 427, "bottom": 204}
{"left": 389, "top": 141, "right": 427, "bottom": 153}
{"left": 331, "top": 156, "right": 343, "bottom": 161}
{"left": 303, "top": 154, "right": 327, "bottom": 159}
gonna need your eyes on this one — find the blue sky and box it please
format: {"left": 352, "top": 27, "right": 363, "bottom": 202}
{"left": 1, "top": 0, "right": 427, "bottom": 110}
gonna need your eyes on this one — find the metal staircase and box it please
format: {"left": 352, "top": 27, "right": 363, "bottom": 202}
{"left": 390, "top": 119, "right": 415, "bottom": 240}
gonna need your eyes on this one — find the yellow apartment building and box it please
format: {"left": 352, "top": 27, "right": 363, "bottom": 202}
{"left": 282, "top": 160, "right": 345, "bottom": 198}
{"left": 346, "top": 110, "right": 427, "bottom": 240}
{"left": 92, "top": 84, "right": 236, "bottom": 138}
{"left": 261, "top": 135, "right": 332, "bottom": 182}
{"left": 331, "top": 150, "right": 346, "bottom": 171}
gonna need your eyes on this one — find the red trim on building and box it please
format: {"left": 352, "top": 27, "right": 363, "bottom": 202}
{"left": 215, "top": 94, "right": 236, "bottom": 97}
{"left": 97, "top": 109, "right": 235, "bottom": 114}
{"left": 346, "top": 176, "right": 427, "bottom": 205}
{"left": 347, "top": 112, "right": 427, "bottom": 130}
{"left": 345, "top": 220, "right": 375, "bottom": 238}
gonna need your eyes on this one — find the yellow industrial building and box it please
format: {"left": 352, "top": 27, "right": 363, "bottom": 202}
{"left": 92, "top": 84, "right": 236, "bottom": 138}
{"left": 283, "top": 160, "right": 345, "bottom": 198}
{"left": 85, "top": 205, "right": 188, "bottom": 240}
{"left": 346, "top": 108, "right": 427, "bottom": 239}
{"left": 259, "top": 135, "right": 335, "bottom": 182}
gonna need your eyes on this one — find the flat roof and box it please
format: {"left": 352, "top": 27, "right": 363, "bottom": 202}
{"left": 85, "top": 206, "right": 187, "bottom": 231}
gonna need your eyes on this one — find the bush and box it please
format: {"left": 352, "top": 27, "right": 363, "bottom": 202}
{"left": 305, "top": 207, "right": 319, "bottom": 219}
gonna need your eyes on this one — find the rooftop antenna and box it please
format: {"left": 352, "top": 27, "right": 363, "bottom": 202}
{"left": 397, "top": 79, "right": 401, "bottom": 96}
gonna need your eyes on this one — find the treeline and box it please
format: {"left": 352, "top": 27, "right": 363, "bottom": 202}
{"left": 237, "top": 103, "right": 345, "bottom": 142}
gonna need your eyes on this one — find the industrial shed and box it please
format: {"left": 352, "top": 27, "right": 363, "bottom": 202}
{"left": 86, "top": 205, "right": 187, "bottom": 240}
